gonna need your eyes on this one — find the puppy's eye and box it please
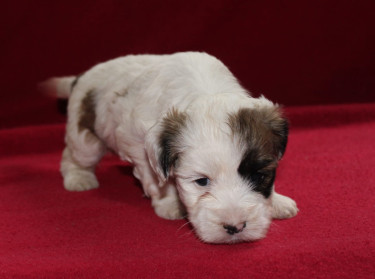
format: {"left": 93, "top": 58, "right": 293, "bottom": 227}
{"left": 195, "top": 178, "right": 210, "bottom": 187}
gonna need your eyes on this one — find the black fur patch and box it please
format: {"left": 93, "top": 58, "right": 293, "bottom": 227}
{"left": 238, "top": 150, "right": 276, "bottom": 198}
{"left": 159, "top": 109, "right": 187, "bottom": 178}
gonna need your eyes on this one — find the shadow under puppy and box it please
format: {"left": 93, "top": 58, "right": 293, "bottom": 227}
{"left": 42, "top": 52, "right": 298, "bottom": 243}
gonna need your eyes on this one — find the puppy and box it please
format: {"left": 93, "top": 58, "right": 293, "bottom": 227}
{"left": 43, "top": 52, "right": 298, "bottom": 243}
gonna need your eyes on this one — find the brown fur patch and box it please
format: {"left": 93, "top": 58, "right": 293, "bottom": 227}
{"left": 78, "top": 90, "right": 96, "bottom": 134}
{"left": 159, "top": 108, "right": 188, "bottom": 178}
{"left": 228, "top": 106, "right": 288, "bottom": 158}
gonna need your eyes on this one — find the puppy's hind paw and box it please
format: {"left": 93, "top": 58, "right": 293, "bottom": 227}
{"left": 152, "top": 197, "right": 186, "bottom": 220}
{"left": 271, "top": 193, "right": 299, "bottom": 219}
{"left": 63, "top": 170, "right": 99, "bottom": 191}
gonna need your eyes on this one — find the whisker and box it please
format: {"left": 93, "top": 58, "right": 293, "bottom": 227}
{"left": 179, "top": 229, "right": 195, "bottom": 239}
{"left": 177, "top": 220, "right": 192, "bottom": 232}
{"left": 174, "top": 221, "right": 196, "bottom": 242}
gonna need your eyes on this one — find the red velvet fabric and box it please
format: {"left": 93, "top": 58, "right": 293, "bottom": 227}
{"left": 1, "top": 104, "right": 375, "bottom": 278}
{"left": 1, "top": 1, "right": 375, "bottom": 278}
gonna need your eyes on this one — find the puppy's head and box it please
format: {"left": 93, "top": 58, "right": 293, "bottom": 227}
{"left": 146, "top": 97, "right": 288, "bottom": 243}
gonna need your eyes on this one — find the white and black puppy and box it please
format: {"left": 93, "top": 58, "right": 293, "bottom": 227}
{"left": 43, "top": 52, "right": 298, "bottom": 243}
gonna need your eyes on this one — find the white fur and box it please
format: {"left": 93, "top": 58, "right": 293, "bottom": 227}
{"left": 46, "top": 52, "right": 298, "bottom": 243}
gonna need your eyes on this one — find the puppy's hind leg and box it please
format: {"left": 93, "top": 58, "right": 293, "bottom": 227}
{"left": 61, "top": 90, "right": 106, "bottom": 191}
{"left": 61, "top": 137, "right": 104, "bottom": 191}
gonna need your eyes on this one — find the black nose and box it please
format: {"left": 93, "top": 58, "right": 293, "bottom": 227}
{"left": 223, "top": 222, "right": 247, "bottom": 235}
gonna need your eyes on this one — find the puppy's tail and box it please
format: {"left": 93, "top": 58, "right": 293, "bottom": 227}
{"left": 38, "top": 76, "right": 76, "bottom": 99}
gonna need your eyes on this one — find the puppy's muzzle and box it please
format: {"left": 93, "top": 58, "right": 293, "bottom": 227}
{"left": 223, "top": 222, "right": 247, "bottom": 235}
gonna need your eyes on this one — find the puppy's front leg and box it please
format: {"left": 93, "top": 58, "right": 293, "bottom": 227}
{"left": 271, "top": 189, "right": 298, "bottom": 219}
{"left": 132, "top": 161, "right": 186, "bottom": 220}
{"left": 151, "top": 182, "right": 186, "bottom": 220}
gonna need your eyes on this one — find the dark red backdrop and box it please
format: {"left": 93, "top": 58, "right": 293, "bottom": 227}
{"left": 1, "top": 0, "right": 375, "bottom": 128}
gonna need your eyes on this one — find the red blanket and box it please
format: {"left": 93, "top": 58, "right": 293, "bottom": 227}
{"left": 1, "top": 103, "right": 374, "bottom": 278}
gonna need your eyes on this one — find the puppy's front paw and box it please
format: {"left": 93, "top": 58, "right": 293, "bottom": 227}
{"left": 63, "top": 170, "right": 99, "bottom": 191}
{"left": 271, "top": 193, "right": 298, "bottom": 219}
{"left": 152, "top": 197, "right": 186, "bottom": 220}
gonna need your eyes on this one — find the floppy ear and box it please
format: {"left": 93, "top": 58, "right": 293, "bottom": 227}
{"left": 254, "top": 105, "right": 289, "bottom": 159}
{"left": 228, "top": 104, "right": 289, "bottom": 160}
{"left": 269, "top": 110, "right": 289, "bottom": 159}
{"left": 145, "top": 108, "right": 187, "bottom": 185}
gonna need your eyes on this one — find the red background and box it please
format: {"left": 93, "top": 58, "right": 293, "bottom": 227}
{"left": 1, "top": 0, "right": 375, "bottom": 128}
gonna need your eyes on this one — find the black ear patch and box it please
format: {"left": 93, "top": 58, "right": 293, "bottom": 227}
{"left": 159, "top": 109, "right": 187, "bottom": 178}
